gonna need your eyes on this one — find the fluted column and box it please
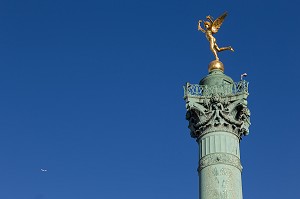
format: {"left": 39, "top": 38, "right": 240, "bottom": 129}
{"left": 198, "top": 132, "right": 243, "bottom": 199}
{"left": 184, "top": 67, "right": 250, "bottom": 199}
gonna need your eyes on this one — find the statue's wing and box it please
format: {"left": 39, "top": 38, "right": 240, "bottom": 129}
{"left": 211, "top": 12, "right": 228, "bottom": 34}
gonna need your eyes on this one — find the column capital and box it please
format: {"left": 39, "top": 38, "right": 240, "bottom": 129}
{"left": 184, "top": 81, "right": 251, "bottom": 139}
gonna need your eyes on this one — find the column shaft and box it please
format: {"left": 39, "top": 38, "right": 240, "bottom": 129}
{"left": 198, "top": 132, "right": 242, "bottom": 199}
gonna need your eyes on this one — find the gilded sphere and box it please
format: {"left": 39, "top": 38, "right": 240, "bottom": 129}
{"left": 208, "top": 60, "right": 224, "bottom": 72}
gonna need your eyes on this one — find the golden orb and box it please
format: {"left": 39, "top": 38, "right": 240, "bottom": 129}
{"left": 208, "top": 60, "right": 224, "bottom": 73}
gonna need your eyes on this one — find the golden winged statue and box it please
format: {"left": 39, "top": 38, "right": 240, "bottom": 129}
{"left": 198, "top": 12, "right": 234, "bottom": 61}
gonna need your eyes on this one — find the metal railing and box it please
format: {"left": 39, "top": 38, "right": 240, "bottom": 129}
{"left": 184, "top": 81, "right": 248, "bottom": 98}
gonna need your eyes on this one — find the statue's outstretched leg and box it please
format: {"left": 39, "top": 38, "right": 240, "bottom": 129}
{"left": 215, "top": 44, "right": 234, "bottom": 52}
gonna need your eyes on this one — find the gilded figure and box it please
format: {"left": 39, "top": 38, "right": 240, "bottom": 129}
{"left": 198, "top": 12, "right": 234, "bottom": 60}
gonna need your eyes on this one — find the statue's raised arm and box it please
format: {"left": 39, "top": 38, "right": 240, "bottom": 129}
{"left": 198, "top": 20, "right": 206, "bottom": 33}
{"left": 198, "top": 12, "right": 234, "bottom": 61}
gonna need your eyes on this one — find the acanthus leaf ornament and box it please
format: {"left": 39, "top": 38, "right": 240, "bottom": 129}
{"left": 185, "top": 81, "right": 251, "bottom": 139}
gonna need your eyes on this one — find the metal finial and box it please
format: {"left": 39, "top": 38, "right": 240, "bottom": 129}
{"left": 240, "top": 73, "right": 247, "bottom": 80}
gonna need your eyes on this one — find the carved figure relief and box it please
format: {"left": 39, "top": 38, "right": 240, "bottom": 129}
{"left": 186, "top": 93, "right": 250, "bottom": 139}
{"left": 202, "top": 166, "right": 242, "bottom": 199}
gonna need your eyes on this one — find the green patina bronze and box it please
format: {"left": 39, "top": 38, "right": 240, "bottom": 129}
{"left": 184, "top": 67, "right": 251, "bottom": 199}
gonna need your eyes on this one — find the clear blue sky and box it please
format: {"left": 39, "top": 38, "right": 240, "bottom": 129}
{"left": 0, "top": 0, "right": 299, "bottom": 199}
